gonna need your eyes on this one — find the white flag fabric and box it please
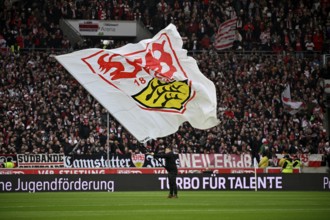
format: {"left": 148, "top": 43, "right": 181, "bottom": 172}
{"left": 253, "top": 158, "right": 259, "bottom": 168}
{"left": 214, "top": 17, "right": 237, "bottom": 50}
{"left": 55, "top": 24, "right": 219, "bottom": 143}
{"left": 281, "top": 85, "right": 303, "bottom": 114}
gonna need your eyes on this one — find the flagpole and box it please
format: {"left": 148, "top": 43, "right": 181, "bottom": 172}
{"left": 254, "top": 158, "right": 258, "bottom": 192}
{"left": 107, "top": 111, "right": 110, "bottom": 163}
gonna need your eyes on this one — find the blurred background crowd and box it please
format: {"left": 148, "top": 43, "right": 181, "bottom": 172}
{"left": 1, "top": 0, "right": 330, "bottom": 52}
{"left": 0, "top": 0, "right": 330, "bottom": 165}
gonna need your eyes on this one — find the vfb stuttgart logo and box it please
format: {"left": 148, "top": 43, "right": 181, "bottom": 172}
{"left": 131, "top": 154, "right": 145, "bottom": 168}
{"left": 81, "top": 33, "right": 195, "bottom": 114}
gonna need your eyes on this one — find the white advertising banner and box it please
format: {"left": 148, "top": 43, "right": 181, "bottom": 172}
{"left": 67, "top": 20, "right": 137, "bottom": 36}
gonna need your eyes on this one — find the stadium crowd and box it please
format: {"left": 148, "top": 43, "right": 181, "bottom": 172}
{"left": 1, "top": 0, "right": 330, "bottom": 52}
{"left": 0, "top": 0, "right": 330, "bottom": 166}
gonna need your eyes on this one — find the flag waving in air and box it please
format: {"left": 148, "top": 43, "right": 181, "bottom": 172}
{"left": 281, "top": 84, "right": 304, "bottom": 115}
{"left": 55, "top": 24, "right": 219, "bottom": 143}
{"left": 214, "top": 17, "right": 238, "bottom": 50}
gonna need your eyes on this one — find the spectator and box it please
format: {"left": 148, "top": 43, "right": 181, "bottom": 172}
{"left": 258, "top": 150, "right": 269, "bottom": 168}
{"left": 305, "top": 37, "right": 315, "bottom": 54}
{"left": 260, "top": 27, "right": 271, "bottom": 51}
{"left": 292, "top": 154, "right": 302, "bottom": 169}
{"left": 312, "top": 29, "right": 324, "bottom": 52}
{"left": 325, "top": 142, "right": 330, "bottom": 172}
{"left": 281, "top": 155, "right": 294, "bottom": 173}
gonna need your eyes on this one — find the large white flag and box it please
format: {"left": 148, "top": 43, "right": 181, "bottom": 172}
{"left": 214, "top": 17, "right": 237, "bottom": 50}
{"left": 281, "top": 85, "right": 303, "bottom": 114}
{"left": 55, "top": 24, "right": 219, "bottom": 143}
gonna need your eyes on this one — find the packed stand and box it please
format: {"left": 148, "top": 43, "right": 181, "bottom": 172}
{"left": 1, "top": 0, "right": 330, "bottom": 52}
{"left": 1, "top": 50, "right": 328, "bottom": 158}
{"left": 0, "top": 0, "right": 329, "bottom": 165}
